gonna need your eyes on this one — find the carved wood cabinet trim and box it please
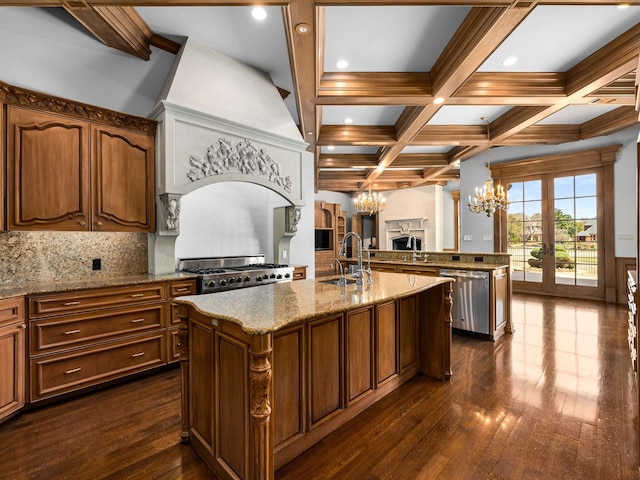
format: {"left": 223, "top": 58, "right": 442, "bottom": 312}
{"left": 0, "top": 80, "right": 156, "bottom": 134}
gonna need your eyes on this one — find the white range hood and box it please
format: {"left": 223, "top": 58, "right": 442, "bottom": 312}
{"left": 148, "top": 38, "right": 308, "bottom": 274}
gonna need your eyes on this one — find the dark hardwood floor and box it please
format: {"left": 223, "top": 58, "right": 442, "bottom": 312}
{"left": 1, "top": 293, "right": 638, "bottom": 479}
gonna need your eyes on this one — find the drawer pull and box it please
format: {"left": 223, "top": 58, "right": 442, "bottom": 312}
{"left": 131, "top": 352, "right": 145, "bottom": 358}
{"left": 64, "top": 301, "right": 81, "bottom": 306}
{"left": 131, "top": 318, "right": 145, "bottom": 324}
{"left": 65, "top": 367, "right": 81, "bottom": 374}
{"left": 175, "top": 288, "right": 189, "bottom": 292}
{"left": 64, "top": 329, "right": 81, "bottom": 335}
{"left": 130, "top": 293, "right": 144, "bottom": 298}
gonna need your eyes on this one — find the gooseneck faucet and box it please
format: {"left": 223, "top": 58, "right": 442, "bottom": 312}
{"left": 339, "top": 232, "right": 363, "bottom": 286}
{"left": 407, "top": 235, "right": 419, "bottom": 262}
{"left": 329, "top": 258, "right": 346, "bottom": 287}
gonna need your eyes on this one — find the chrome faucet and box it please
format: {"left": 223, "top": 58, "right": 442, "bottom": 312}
{"left": 339, "top": 232, "right": 363, "bottom": 286}
{"left": 407, "top": 235, "right": 419, "bottom": 262}
{"left": 329, "top": 258, "right": 347, "bottom": 287}
{"left": 363, "top": 247, "right": 372, "bottom": 284}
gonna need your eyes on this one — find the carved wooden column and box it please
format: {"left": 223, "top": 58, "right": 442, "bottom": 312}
{"left": 249, "top": 334, "right": 274, "bottom": 480}
{"left": 443, "top": 281, "right": 453, "bottom": 380}
{"left": 177, "top": 304, "right": 190, "bottom": 443}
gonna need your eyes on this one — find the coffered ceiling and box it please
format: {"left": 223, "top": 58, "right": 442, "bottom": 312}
{"left": 6, "top": 1, "right": 640, "bottom": 194}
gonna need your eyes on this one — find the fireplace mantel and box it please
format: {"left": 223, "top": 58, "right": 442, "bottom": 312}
{"left": 385, "top": 218, "right": 428, "bottom": 250}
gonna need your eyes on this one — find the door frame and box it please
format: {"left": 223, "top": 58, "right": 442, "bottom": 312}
{"left": 491, "top": 144, "right": 619, "bottom": 303}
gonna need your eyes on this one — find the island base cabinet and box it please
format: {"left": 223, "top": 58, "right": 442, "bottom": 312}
{"left": 179, "top": 282, "right": 452, "bottom": 479}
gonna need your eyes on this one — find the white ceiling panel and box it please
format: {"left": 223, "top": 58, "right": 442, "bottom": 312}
{"left": 323, "top": 6, "right": 470, "bottom": 72}
{"left": 427, "top": 106, "right": 512, "bottom": 125}
{"left": 480, "top": 6, "right": 640, "bottom": 72}
{"left": 322, "top": 105, "right": 404, "bottom": 125}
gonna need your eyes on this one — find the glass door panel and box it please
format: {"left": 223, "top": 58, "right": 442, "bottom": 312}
{"left": 507, "top": 179, "right": 543, "bottom": 284}
{"left": 552, "top": 174, "right": 598, "bottom": 288}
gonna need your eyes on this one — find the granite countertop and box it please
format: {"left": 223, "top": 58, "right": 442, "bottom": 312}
{"left": 347, "top": 258, "right": 509, "bottom": 271}
{"left": 175, "top": 271, "right": 453, "bottom": 335}
{"left": 0, "top": 273, "right": 198, "bottom": 300}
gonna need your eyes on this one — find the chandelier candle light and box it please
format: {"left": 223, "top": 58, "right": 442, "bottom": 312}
{"left": 354, "top": 190, "right": 386, "bottom": 215}
{"left": 468, "top": 117, "right": 510, "bottom": 217}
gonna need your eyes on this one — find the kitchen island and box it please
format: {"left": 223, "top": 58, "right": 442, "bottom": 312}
{"left": 346, "top": 250, "right": 513, "bottom": 341}
{"left": 175, "top": 271, "right": 453, "bottom": 480}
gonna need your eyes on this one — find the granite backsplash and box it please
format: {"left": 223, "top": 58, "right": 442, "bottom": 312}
{"left": 0, "top": 231, "right": 148, "bottom": 285}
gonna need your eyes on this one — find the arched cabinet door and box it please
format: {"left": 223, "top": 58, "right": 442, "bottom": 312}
{"left": 91, "top": 125, "right": 155, "bottom": 232}
{"left": 7, "top": 106, "right": 91, "bottom": 231}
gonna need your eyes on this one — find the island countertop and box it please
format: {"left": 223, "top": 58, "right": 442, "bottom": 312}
{"left": 174, "top": 270, "right": 453, "bottom": 335}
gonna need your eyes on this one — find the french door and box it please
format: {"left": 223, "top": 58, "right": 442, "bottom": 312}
{"left": 505, "top": 169, "right": 604, "bottom": 300}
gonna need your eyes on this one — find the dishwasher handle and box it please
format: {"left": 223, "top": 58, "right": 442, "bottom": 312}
{"left": 440, "top": 269, "right": 489, "bottom": 280}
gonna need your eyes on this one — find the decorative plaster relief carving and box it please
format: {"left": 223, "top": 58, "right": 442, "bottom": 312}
{"left": 186, "top": 138, "right": 294, "bottom": 193}
{"left": 159, "top": 193, "right": 182, "bottom": 236}
{"left": 286, "top": 206, "right": 301, "bottom": 234}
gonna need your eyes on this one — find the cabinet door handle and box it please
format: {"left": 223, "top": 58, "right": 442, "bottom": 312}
{"left": 130, "top": 318, "right": 145, "bottom": 324}
{"left": 131, "top": 352, "right": 145, "bottom": 358}
{"left": 130, "top": 293, "right": 144, "bottom": 298}
{"left": 21, "top": 323, "right": 26, "bottom": 330}
{"left": 79, "top": 221, "right": 86, "bottom": 226}
{"left": 64, "top": 329, "right": 81, "bottom": 335}
{"left": 64, "top": 301, "right": 80, "bottom": 306}
{"left": 495, "top": 273, "right": 507, "bottom": 279}
{"left": 65, "top": 367, "right": 81, "bottom": 374}
{"left": 96, "top": 221, "right": 103, "bottom": 227}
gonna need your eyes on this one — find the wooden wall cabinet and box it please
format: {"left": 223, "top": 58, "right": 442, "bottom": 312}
{"left": 7, "top": 106, "right": 155, "bottom": 232}
{"left": 314, "top": 202, "right": 347, "bottom": 277}
{"left": 0, "top": 101, "right": 5, "bottom": 231}
{"left": 0, "top": 297, "right": 25, "bottom": 423}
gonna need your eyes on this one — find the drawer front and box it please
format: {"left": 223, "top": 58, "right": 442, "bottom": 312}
{"left": 30, "top": 332, "right": 166, "bottom": 402}
{"left": 292, "top": 267, "right": 306, "bottom": 281}
{"left": 30, "top": 303, "right": 165, "bottom": 354}
{"left": 0, "top": 297, "right": 24, "bottom": 328}
{"left": 168, "top": 280, "right": 197, "bottom": 298}
{"left": 29, "top": 284, "right": 166, "bottom": 318}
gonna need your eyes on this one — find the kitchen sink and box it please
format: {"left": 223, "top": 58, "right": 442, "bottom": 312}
{"left": 319, "top": 278, "right": 358, "bottom": 286}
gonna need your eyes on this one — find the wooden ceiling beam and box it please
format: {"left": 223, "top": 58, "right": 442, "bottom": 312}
{"left": 63, "top": 5, "right": 154, "bottom": 60}
{"left": 489, "top": 23, "right": 640, "bottom": 143}
{"left": 318, "top": 154, "right": 378, "bottom": 169}
{"left": 283, "top": 0, "right": 316, "bottom": 141}
{"left": 581, "top": 106, "right": 639, "bottom": 139}
{"left": 357, "top": 4, "right": 535, "bottom": 192}
{"left": 317, "top": 125, "right": 397, "bottom": 146}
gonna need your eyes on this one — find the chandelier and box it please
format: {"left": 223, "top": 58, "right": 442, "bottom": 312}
{"left": 354, "top": 190, "right": 386, "bottom": 215}
{"left": 468, "top": 117, "right": 510, "bottom": 217}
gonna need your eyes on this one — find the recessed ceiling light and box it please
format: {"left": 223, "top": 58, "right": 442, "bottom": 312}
{"left": 618, "top": 4, "right": 630, "bottom": 9}
{"left": 306, "top": 131, "right": 313, "bottom": 135}
{"left": 433, "top": 97, "right": 445, "bottom": 105}
{"left": 336, "top": 59, "right": 349, "bottom": 69}
{"left": 295, "top": 23, "right": 310, "bottom": 34}
{"left": 344, "top": 118, "right": 353, "bottom": 124}
{"left": 327, "top": 145, "right": 335, "bottom": 151}
{"left": 251, "top": 7, "right": 267, "bottom": 20}
{"left": 502, "top": 56, "right": 518, "bottom": 66}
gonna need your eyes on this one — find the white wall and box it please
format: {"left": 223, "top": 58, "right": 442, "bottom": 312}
{"left": 376, "top": 185, "right": 443, "bottom": 251}
{"left": 0, "top": 8, "right": 174, "bottom": 118}
{"left": 459, "top": 124, "right": 639, "bottom": 255}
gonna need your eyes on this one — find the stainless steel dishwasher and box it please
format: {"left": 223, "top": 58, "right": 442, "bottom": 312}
{"left": 439, "top": 269, "right": 490, "bottom": 336}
